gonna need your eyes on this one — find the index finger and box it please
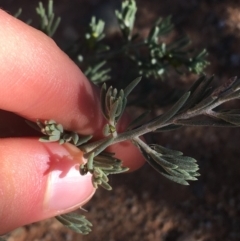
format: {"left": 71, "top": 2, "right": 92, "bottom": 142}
{"left": 0, "top": 10, "right": 104, "bottom": 136}
{"left": 0, "top": 10, "right": 145, "bottom": 170}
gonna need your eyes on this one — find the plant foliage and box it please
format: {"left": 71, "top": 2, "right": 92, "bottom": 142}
{"left": 1, "top": 0, "right": 239, "bottom": 237}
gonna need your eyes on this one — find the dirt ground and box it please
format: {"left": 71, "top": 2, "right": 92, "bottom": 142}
{"left": 1, "top": 0, "right": 240, "bottom": 240}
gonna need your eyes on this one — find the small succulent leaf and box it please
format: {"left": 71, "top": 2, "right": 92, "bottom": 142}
{"left": 100, "top": 84, "right": 107, "bottom": 112}
{"left": 148, "top": 24, "right": 159, "bottom": 43}
{"left": 118, "top": 89, "right": 124, "bottom": 99}
{"left": 94, "top": 168, "right": 103, "bottom": 177}
{"left": 163, "top": 167, "right": 189, "bottom": 179}
{"left": 219, "top": 89, "right": 240, "bottom": 102}
{"left": 104, "top": 167, "right": 129, "bottom": 174}
{"left": 39, "top": 136, "right": 52, "bottom": 142}
{"left": 99, "top": 179, "right": 112, "bottom": 190}
{"left": 220, "top": 109, "right": 240, "bottom": 114}
{"left": 92, "top": 61, "right": 107, "bottom": 74}
{"left": 150, "top": 144, "right": 183, "bottom": 156}
{"left": 231, "top": 77, "right": 240, "bottom": 90}
{"left": 56, "top": 124, "right": 64, "bottom": 132}
{"left": 124, "top": 76, "right": 142, "bottom": 98}
{"left": 92, "top": 161, "right": 113, "bottom": 169}
{"left": 103, "top": 124, "right": 111, "bottom": 136}
{"left": 51, "top": 129, "right": 61, "bottom": 136}
{"left": 170, "top": 155, "right": 197, "bottom": 163}
{"left": 99, "top": 171, "right": 109, "bottom": 182}
{"left": 98, "top": 151, "right": 115, "bottom": 157}
{"left": 149, "top": 91, "right": 190, "bottom": 127}
{"left": 217, "top": 114, "right": 240, "bottom": 125}
{"left": 175, "top": 118, "right": 237, "bottom": 127}
{"left": 76, "top": 135, "right": 92, "bottom": 146}
{"left": 137, "top": 144, "right": 177, "bottom": 178}
{"left": 136, "top": 142, "right": 198, "bottom": 185}
{"left": 186, "top": 75, "right": 206, "bottom": 95}
{"left": 46, "top": 120, "right": 56, "bottom": 124}
{"left": 154, "top": 124, "right": 182, "bottom": 132}
{"left": 160, "top": 172, "right": 189, "bottom": 185}
{"left": 149, "top": 152, "right": 178, "bottom": 169}
{"left": 115, "top": 97, "right": 123, "bottom": 117}
{"left": 109, "top": 96, "right": 115, "bottom": 108}
{"left": 184, "top": 175, "right": 198, "bottom": 181}
{"left": 189, "top": 95, "right": 216, "bottom": 112}
{"left": 190, "top": 171, "right": 201, "bottom": 177}
{"left": 158, "top": 16, "right": 174, "bottom": 35}
{"left": 86, "top": 152, "right": 95, "bottom": 171}
{"left": 182, "top": 76, "right": 214, "bottom": 110}
{"left": 127, "top": 110, "right": 151, "bottom": 130}
{"left": 105, "top": 86, "right": 113, "bottom": 114}
{"left": 71, "top": 133, "right": 79, "bottom": 145}
{"left": 94, "top": 162, "right": 113, "bottom": 170}
{"left": 109, "top": 99, "right": 120, "bottom": 122}
{"left": 211, "top": 76, "right": 237, "bottom": 98}
{"left": 56, "top": 213, "right": 92, "bottom": 235}
{"left": 112, "top": 88, "right": 118, "bottom": 98}
{"left": 116, "top": 97, "right": 127, "bottom": 122}
{"left": 87, "top": 137, "right": 114, "bottom": 157}
{"left": 164, "top": 156, "right": 199, "bottom": 171}
{"left": 93, "top": 155, "right": 117, "bottom": 164}
{"left": 49, "top": 133, "right": 61, "bottom": 141}
{"left": 14, "top": 8, "right": 22, "bottom": 18}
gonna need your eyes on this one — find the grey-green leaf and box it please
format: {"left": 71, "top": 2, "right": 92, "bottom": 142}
{"left": 149, "top": 91, "right": 190, "bottom": 127}
{"left": 127, "top": 110, "right": 151, "bottom": 130}
{"left": 150, "top": 144, "right": 183, "bottom": 156}
{"left": 56, "top": 212, "right": 92, "bottom": 235}
{"left": 124, "top": 76, "right": 142, "bottom": 97}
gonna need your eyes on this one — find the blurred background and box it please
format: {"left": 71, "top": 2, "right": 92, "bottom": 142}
{"left": 1, "top": 0, "right": 240, "bottom": 240}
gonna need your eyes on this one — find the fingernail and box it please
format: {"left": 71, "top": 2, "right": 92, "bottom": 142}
{"left": 45, "top": 164, "right": 95, "bottom": 213}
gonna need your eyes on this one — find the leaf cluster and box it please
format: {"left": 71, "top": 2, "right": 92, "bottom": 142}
{"left": 56, "top": 213, "right": 92, "bottom": 235}
{"left": 100, "top": 77, "right": 141, "bottom": 136}
{"left": 137, "top": 141, "right": 199, "bottom": 185}
{"left": 63, "top": 0, "right": 209, "bottom": 83}
{"left": 36, "top": 0, "right": 61, "bottom": 37}
{"left": 80, "top": 150, "right": 129, "bottom": 190}
{"left": 26, "top": 119, "right": 92, "bottom": 146}
{"left": 15, "top": 0, "right": 209, "bottom": 85}
{"left": 115, "top": 0, "right": 137, "bottom": 41}
{"left": 9, "top": 0, "right": 240, "bottom": 237}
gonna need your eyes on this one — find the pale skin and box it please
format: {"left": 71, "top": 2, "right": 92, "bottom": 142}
{"left": 0, "top": 10, "right": 145, "bottom": 234}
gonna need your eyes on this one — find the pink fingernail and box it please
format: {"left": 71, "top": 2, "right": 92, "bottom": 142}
{"left": 45, "top": 164, "right": 95, "bottom": 213}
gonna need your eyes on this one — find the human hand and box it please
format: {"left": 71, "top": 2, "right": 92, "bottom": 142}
{"left": 0, "top": 10, "right": 145, "bottom": 235}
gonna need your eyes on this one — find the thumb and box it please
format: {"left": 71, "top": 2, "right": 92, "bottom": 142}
{"left": 0, "top": 138, "right": 95, "bottom": 235}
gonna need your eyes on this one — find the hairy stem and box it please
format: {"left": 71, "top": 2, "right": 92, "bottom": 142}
{"left": 80, "top": 94, "right": 223, "bottom": 153}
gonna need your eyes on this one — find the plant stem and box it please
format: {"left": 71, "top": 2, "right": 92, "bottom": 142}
{"left": 80, "top": 95, "right": 225, "bottom": 153}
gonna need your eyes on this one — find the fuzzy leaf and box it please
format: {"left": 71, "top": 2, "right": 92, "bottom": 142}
{"left": 127, "top": 110, "right": 151, "bottom": 130}
{"left": 182, "top": 76, "right": 214, "bottom": 110}
{"left": 56, "top": 213, "right": 92, "bottom": 235}
{"left": 100, "top": 83, "right": 108, "bottom": 119}
{"left": 124, "top": 76, "right": 142, "bottom": 97}
{"left": 154, "top": 124, "right": 182, "bottom": 132}
{"left": 76, "top": 135, "right": 93, "bottom": 146}
{"left": 109, "top": 99, "right": 120, "bottom": 122}
{"left": 150, "top": 153, "right": 178, "bottom": 169}
{"left": 217, "top": 114, "right": 240, "bottom": 125}
{"left": 150, "top": 144, "right": 183, "bottom": 156}
{"left": 149, "top": 91, "right": 190, "bottom": 127}
{"left": 87, "top": 137, "right": 114, "bottom": 157}
{"left": 160, "top": 172, "right": 189, "bottom": 185}
{"left": 175, "top": 118, "right": 237, "bottom": 127}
